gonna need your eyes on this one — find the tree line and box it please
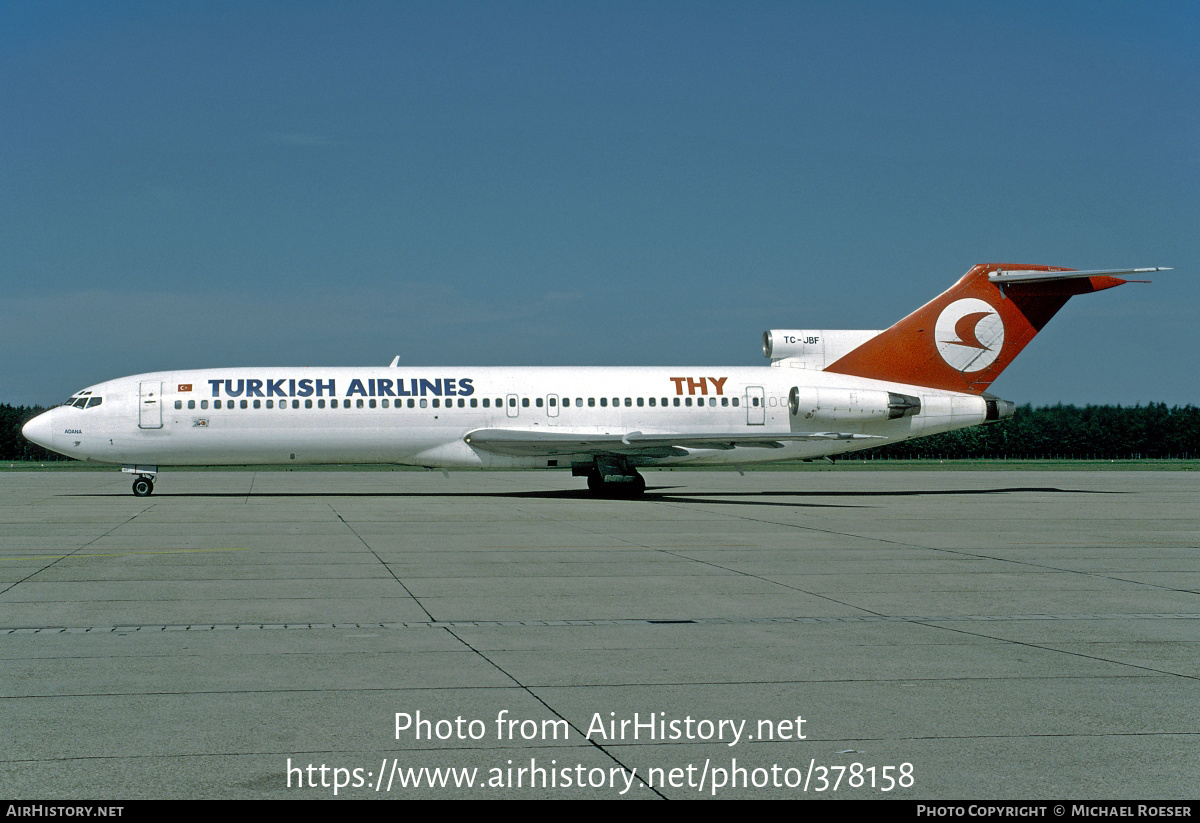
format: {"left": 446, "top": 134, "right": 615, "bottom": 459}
{"left": 1, "top": 405, "right": 62, "bottom": 461}
{"left": 847, "top": 403, "right": 1200, "bottom": 460}
{"left": 2, "top": 402, "right": 1198, "bottom": 463}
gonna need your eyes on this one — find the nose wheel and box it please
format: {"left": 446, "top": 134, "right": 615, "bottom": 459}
{"left": 132, "top": 475, "right": 155, "bottom": 497}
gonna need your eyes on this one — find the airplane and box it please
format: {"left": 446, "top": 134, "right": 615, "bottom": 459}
{"left": 21, "top": 263, "right": 1167, "bottom": 498}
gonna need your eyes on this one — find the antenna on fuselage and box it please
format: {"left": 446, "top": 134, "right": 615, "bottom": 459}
{"left": 388, "top": 356, "right": 400, "bottom": 367}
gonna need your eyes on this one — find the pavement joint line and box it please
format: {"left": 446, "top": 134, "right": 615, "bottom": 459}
{"left": 641, "top": 493, "right": 1200, "bottom": 682}
{"left": 442, "top": 625, "right": 668, "bottom": 800}
{"left": 555, "top": 504, "right": 898, "bottom": 619}
{"left": 3, "top": 613, "right": 1197, "bottom": 634}
{"left": 327, "top": 503, "right": 436, "bottom": 622}
{"left": 0, "top": 504, "right": 155, "bottom": 597}
{"left": 649, "top": 495, "right": 1200, "bottom": 596}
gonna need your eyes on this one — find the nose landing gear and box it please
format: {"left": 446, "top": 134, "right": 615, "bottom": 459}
{"left": 122, "top": 465, "right": 159, "bottom": 497}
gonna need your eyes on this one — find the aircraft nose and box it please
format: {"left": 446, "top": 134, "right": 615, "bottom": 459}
{"left": 21, "top": 410, "right": 56, "bottom": 449}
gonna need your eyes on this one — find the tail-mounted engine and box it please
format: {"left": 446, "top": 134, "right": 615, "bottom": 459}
{"left": 982, "top": 394, "right": 1016, "bottom": 423}
{"left": 788, "top": 386, "right": 922, "bottom": 422}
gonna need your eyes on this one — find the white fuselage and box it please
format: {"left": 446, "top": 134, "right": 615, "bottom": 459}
{"left": 28, "top": 366, "right": 990, "bottom": 470}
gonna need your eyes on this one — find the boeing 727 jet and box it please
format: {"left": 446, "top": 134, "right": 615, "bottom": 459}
{"left": 21, "top": 264, "right": 1166, "bottom": 496}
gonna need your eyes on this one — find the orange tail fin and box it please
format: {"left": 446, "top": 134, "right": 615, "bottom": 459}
{"left": 823, "top": 264, "right": 1134, "bottom": 394}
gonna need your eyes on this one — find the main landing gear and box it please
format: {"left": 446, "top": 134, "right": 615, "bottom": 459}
{"left": 573, "top": 455, "right": 647, "bottom": 498}
{"left": 122, "top": 465, "right": 158, "bottom": 497}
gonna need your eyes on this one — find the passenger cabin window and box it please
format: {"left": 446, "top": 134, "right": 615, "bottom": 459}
{"left": 201, "top": 400, "right": 209, "bottom": 409}
{"left": 483, "top": 398, "right": 490, "bottom": 408}
{"left": 174, "top": 400, "right": 182, "bottom": 410}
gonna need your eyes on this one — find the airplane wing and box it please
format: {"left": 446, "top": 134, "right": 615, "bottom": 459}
{"left": 462, "top": 428, "right": 882, "bottom": 458}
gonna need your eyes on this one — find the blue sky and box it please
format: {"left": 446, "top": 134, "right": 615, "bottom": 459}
{"left": 3, "top": 1, "right": 1196, "bottom": 406}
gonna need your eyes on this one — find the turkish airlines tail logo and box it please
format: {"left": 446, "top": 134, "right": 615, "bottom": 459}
{"left": 935, "top": 298, "right": 1004, "bottom": 372}
{"left": 823, "top": 263, "right": 1126, "bottom": 393}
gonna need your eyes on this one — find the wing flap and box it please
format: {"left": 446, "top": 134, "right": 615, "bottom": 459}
{"left": 463, "top": 428, "right": 881, "bottom": 457}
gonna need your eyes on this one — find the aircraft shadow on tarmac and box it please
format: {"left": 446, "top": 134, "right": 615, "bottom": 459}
{"left": 68, "top": 485, "right": 1118, "bottom": 509}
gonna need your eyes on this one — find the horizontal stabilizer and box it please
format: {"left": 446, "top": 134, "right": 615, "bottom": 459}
{"left": 989, "top": 267, "right": 1169, "bottom": 285}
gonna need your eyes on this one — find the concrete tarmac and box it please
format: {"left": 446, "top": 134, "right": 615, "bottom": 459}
{"left": 1, "top": 468, "right": 1197, "bottom": 799}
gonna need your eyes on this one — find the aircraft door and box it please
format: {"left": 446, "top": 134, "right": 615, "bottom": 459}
{"left": 506, "top": 393, "right": 519, "bottom": 418}
{"left": 139, "top": 381, "right": 163, "bottom": 429}
{"left": 745, "top": 386, "right": 765, "bottom": 425}
{"left": 546, "top": 394, "right": 560, "bottom": 426}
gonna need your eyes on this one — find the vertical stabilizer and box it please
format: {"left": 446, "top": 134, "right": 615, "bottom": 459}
{"left": 823, "top": 264, "right": 1138, "bottom": 394}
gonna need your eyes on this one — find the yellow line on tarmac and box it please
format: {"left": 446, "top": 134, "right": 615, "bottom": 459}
{"left": 0, "top": 548, "right": 253, "bottom": 560}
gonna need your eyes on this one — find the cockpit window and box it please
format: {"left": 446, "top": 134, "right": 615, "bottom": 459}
{"left": 63, "top": 393, "right": 103, "bottom": 408}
